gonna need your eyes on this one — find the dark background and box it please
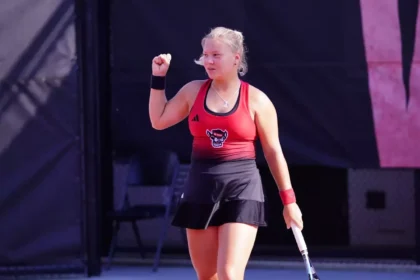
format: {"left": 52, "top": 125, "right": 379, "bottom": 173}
{"left": 111, "top": 0, "right": 380, "bottom": 168}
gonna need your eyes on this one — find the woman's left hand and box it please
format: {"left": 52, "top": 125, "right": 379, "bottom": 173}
{"left": 283, "top": 203, "right": 303, "bottom": 230}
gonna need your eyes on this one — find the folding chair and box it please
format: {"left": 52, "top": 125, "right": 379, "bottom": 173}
{"left": 106, "top": 149, "right": 180, "bottom": 272}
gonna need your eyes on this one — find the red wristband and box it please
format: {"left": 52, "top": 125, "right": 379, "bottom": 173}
{"left": 279, "top": 188, "right": 296, "bottom": 205}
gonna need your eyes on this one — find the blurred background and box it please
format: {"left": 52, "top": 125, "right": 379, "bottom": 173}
{"left": 0, "top": 0, "right": 419, "bottom": 279}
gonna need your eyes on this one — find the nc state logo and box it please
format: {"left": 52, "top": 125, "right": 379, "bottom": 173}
{"left": 206, "top": 129, "right": 228, "bottom": 148}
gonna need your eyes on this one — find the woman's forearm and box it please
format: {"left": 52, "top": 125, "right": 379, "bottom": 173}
{"left": 148, "top": 89, "right": 168, "bottom": 129}
{"left": 264, "top": 151, "right": 293, "bottom": 191}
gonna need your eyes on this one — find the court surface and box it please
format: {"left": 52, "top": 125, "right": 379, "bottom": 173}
{"left": 85, "top": 265, "right": 420, "bottom": 280}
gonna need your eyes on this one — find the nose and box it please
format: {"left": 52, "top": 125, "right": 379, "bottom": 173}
{"left": 204, "top": 56, "right": 214, "bottom": 65}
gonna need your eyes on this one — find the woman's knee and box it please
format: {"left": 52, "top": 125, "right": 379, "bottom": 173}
{"left": 196, "top": 271, "right": 218, "bottom": 280}
{"left": 217, "top": 265, "right": 241, "bottom": 280}
{"left": 216, "top": 223, "right": 258, "bottom": 280}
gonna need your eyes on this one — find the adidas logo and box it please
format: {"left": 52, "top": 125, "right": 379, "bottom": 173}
{"left": 191, "top": 115, "right": 199, "bottom": 122}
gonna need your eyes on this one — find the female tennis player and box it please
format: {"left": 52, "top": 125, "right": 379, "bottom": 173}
{"left": 149, "top": 26, "right": 304, "bottom": 280}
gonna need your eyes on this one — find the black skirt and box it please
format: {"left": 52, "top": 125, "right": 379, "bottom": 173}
{"left": 171, "top": 159, "right": 267, "bottom": 229}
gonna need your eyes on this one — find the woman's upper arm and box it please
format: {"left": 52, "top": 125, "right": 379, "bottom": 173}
{"left": 157, "top": 80, "right": 202, "bottom": 129}
{"left": 254, "top": 90, "right": 282, "bottom": 155}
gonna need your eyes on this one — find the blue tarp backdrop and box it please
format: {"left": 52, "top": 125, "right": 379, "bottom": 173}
{"left": 0, "top": 0, "right": 83, "bottom": 266}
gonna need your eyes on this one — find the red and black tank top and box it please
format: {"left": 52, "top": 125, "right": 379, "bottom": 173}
{"left": 189, "top": 79, "right": 257, "bottom": 161}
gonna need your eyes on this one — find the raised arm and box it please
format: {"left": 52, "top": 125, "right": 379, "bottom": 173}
{"left": 149, "top": 80, "right": 192, "bottom": 130}
{"left": 148, "top": 53, "right": 197, "bottom": 130}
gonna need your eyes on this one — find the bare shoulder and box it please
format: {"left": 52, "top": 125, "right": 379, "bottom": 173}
{"left": 180, "top": 80, "right": 206, "bottom": 94}
{"left": 170, "top": 79, "right": 205, "bottom": 110}
{"left": 248, "top": 84, "right": 274, "bottom": 111}
{"left": 178, "top": 79, "right": 206, "bottom": 100}
{"left": 183, "top": 80, "right": 206, "bottom": 90}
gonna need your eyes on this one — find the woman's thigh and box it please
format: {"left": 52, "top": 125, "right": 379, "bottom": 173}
{"left": 217, "top": 223, "right": 258, "bottom": 280}
{"left": 187, "top": 226, "right": 219, "bottom": 280}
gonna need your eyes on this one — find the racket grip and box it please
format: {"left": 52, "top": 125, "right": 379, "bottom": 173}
{"left": 291, "top": 223, "right": 307, "bottom": 252}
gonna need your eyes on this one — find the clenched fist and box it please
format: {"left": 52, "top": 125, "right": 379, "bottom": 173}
{"left": 152, "top": 53, "right": 172, "bottom": 77}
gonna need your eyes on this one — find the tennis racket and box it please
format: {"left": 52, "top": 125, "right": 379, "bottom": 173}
{"left": 291, "top": 223, "right": 320, "bottom": 280}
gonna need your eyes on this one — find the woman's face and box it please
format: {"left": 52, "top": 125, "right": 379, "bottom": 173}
{"left": 202, "top": 38, "right": 239, "bottom": 79}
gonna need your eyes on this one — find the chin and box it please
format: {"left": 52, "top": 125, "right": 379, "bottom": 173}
{"left": 206, "top": 71, "right": 221, "bottom": 80}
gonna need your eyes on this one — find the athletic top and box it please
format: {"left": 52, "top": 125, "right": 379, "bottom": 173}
{"left": 189, "top": 79, "right": 257, "bottom": 161}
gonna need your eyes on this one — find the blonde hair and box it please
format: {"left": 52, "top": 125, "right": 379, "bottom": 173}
{"left": 194, "top": 27, "right": 248, "bottom": 76}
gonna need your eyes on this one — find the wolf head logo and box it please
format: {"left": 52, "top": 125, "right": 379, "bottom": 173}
{"left": 206, "top": 129, "right": 228, "bottom": 148}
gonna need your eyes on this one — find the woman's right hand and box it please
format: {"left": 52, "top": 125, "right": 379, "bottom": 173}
{"left": 152, "top": 53, "right": 172, "bottom": 77}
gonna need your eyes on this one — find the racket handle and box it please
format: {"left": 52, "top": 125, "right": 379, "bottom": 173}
{"left": 291, "top": 223, "right": 307, "bottom": 252}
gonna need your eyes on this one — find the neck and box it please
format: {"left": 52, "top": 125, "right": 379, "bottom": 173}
{"left": 211, "top": 75, "right": 241, "bottom": 93}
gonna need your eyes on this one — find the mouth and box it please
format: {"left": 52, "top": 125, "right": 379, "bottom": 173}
{"left": 213, "top": 142, "right": 222, "bottom": 147}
